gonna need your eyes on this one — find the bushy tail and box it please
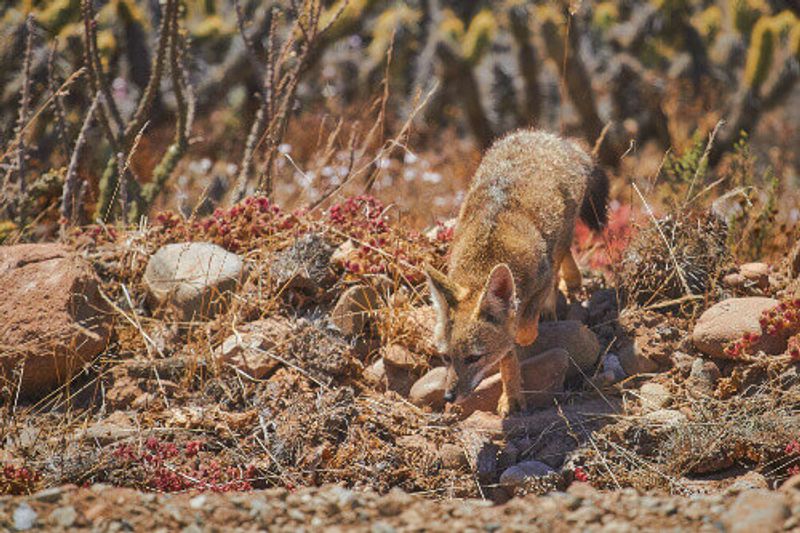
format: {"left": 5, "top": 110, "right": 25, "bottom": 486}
{"left": 580, "top": 165, "right": 609, "bottom": 231}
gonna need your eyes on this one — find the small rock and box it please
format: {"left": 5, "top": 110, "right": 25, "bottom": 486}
{"left": 686, "top": 358, "right": 721, "bottom": 397}
{"left": 499, "top": 460, "right": 555, "bottom": 488}
{"left": 189, "top": 495, "right": 207, "bottom": 509}
{"left": 409, "top": 367, "right": 447, "bottom": 410}
{"left": 520, "top": 321, "right": 601, "bottom": 380}
{"left": 602, "top": 353, "right": 627, "bottom": 383}
{"left": 13, "top": 502, "right": 37, "bottom": 530}
{"left": 271, "top": 233, "right": 336, "bottom": 297}
{"left": 144, "top": 242, "right": 244, "bottom": 320}
{"left": 330, "top": 239, "right": 356, "bottom": 266}
{"left": 331, "top": 284, "right": 383, "bottom": 337}
{"left": 459, "top": 410, "right": 503, "bottom": 435}
{"left": 381, "top": 344, "right": 423, "bottom": 370}
{"left": 439, "top": 443, "right": 468, "bottom": 469}
{"left": 565, "top": 301, "right": 589, "bottom": 324}
{"left": 692, "top": 297, "right": 785, "bottom": 358}
{"left": 215, "top": 318, "right": 294, "bottom": 379}
{"left": 722, "top": 489, "right": 788, "bottom": 533}
{"left": 33, "top": 486, "right": 65, "bottom": 503}
{"left": 476, "top": 443, "right": 500, "bottom": 483}
{"left": 670, "top": 351, "right": 695, "bottom": 376}
{"left": 740, "top": 262, "right": 770, "bottom": 289}
{"left": 723, "top": 272, "right": 746, "bottom": 289}
{"left": 0, "top": 243, "right": 113, "bottom": 397}
{"left": 726, "top": 471, "right": 769, "bottom": 494}
{"left": 49, "top": 506, "right": 77, "bottom": 528}
{"left": 384, "top": 362, "right": 419, "bottom": 397}
{"left": 617, "top": 340, "right": 659, "bottom": 376}
{"left": 363, "top": 357, "right": 386, "bottom": 388}
{"left": 638, "top": 383, "right": 672, "bottom": 413}
{"left": 643, "top": 409, "right": 686, "bottom": 427}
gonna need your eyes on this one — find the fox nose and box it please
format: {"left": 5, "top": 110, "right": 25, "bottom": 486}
{"left": 443, "top": 389, "right": 456, "bottom": 403}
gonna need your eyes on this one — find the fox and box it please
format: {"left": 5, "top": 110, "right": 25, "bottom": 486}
{"left": 425, "top": 129, "right": 609, "bottom": 416}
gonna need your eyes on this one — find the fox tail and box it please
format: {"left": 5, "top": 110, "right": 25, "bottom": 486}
{"left": 580, "top": 165, "right": 609, "bottom": 231}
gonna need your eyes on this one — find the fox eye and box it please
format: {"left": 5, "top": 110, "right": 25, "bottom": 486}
{"left": 464, "top": 353, "right": 484, "bottom": 365}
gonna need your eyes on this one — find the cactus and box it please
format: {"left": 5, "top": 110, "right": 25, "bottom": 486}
{"left": 692, "top": 5, "right": 722, "bottom": 43}
{"left": 461, "top": 9, "right": 496, "bottom": 64}
{"left": 367, "top": 4, "right": 421, "bottom": 63}
{"left": 744, "top": 16, "right": 775, "bottom": 91}
{"left": 731, "top": 0, "right": 767, "bottom": 36}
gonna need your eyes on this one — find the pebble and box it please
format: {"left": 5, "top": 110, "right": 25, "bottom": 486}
{"left": 13, "top": 502, "right": 37, "bottom": 530}
{"left": 49, "top": 505, "right": 77, "bottom": 528}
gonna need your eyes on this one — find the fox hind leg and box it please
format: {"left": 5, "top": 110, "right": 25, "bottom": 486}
{"left": 560, "top": 251, "right": 583, "bottom": 294}
{"left": 497, "top": 351, "right": 527, "bottom": 416}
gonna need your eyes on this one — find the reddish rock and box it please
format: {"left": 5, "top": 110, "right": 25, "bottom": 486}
{"left": 215, "top": 318, "right": 294, "bottom": 379}
{"left": 692, "top": 297, "right": 785, "bottom": 358}
{"left": 0, "top": 243, "right": 112, "bottom": 397}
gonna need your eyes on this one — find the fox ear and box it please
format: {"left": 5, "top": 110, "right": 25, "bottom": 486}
{"left": 425, "top": 264, "right": 463, "bottom": 353}
{"left": 424, "top": 264, "right": 462, "bottom": 310}
{"left": 478, "top": 263, "right": 517, "bottom": 322}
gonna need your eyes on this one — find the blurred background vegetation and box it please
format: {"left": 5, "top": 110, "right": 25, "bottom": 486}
{"left": 0, "top": 0, "right": 798, "bottom": 256}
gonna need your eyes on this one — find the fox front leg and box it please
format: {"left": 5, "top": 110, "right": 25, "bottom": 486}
{"left": 497, "top": 352, "right": 527, "bottom": 416}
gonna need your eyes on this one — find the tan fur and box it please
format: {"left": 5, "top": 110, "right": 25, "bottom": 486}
{"left": 426, "top": 129, "right": 601, "bottom": 416}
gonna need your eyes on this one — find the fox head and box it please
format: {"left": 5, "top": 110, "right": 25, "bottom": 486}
{"left": 425, "top": 263, "right": 518, "bottom": 403}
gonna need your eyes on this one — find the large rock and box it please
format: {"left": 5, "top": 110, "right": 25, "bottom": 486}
{"left": 456, "top": 348, "right": 569, "bottom": 416}
{"left": 520, "top": 320, "right": 601, "bottom": 379}
{"left": 215, "top": 318, "right": 294, "bottom": 379}
{"left": 692, "top": 297, "right": 785, "bottom": 358}
{"left": 0, "top": 243, "right": 112, "bottom": 397}
{"left": 411, "top": 348, "right": 568, "bottom": 416}
{"left": 409, "top": 366, "right": 447, "bottom": 410}
{"left": 722, "top": 489, "right": 788, "bottom": 533}
{"left": 144, "top": 242, "right": 244, "bottom": 320}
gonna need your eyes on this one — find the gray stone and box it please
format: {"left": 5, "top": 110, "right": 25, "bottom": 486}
{"left": 13, "top": 502, "right": 37, "bottom": 530}
{"left": 144, "top": 242, "right": 244, "bottom": 320}
{"left": 499, "top": 460, "right": 555, "bottom": 488}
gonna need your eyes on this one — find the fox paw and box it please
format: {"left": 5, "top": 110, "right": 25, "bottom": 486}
{"left": 497, "top": 392, "right": 527, "bottom": 417}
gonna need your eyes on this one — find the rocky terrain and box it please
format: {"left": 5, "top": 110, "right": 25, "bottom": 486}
{"left": 2, "top": 195, "right": 800, "bottom": 530}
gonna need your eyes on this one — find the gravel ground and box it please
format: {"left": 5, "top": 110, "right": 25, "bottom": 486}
{"left": 3, "top": 480, "right": 800, "bottom": 532}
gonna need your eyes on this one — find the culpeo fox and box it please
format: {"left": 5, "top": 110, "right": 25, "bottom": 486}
{"left": 425, "top": 129, "right": 608, "bottom": 416}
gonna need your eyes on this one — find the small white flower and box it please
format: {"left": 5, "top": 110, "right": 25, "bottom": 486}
{"left": 403, "top": 152, "right": 419, "bottom": 165}
{"left": 278, "top": 143, "right": 292, "bottom": 154}
{"left": 403, "top": 169, "right": 417, "bottom": 182}
{"left": 422, "top": 171, "right": 442, "bottom": 184}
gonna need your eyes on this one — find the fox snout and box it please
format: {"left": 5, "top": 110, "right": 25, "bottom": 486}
{"left": 442, "top": 355, "right": 501, "bottom": 403}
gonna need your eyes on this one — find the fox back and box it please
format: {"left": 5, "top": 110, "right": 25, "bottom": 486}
{"left": 426, "top": 129, "right": 608, "bottom": 403}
